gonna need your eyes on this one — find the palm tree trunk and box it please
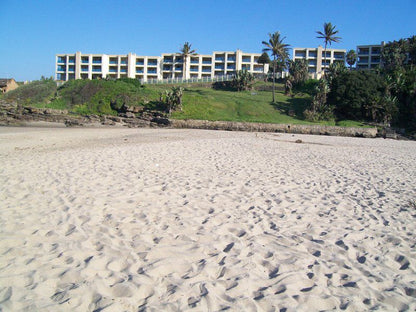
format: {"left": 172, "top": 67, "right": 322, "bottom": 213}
{"left": 272, "top": 55, "right": 276, "bottom": 103}
{"left": 183, "top": 57, "right": 187, "bottom": 80}
{"left": 323, "top": 43, "right": 327, "bottom": 78}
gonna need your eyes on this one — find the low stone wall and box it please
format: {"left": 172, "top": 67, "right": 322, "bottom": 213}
{"left": 171, "top": 119, "right": 378, "bottom": 138}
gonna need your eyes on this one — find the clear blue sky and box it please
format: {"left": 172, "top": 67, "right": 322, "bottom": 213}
{"left": 1, "top": 0, "right": 415, "bottom": 81}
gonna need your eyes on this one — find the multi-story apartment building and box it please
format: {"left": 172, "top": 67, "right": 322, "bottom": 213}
{"left": 356, "top": 42, "right": 385, "bottom": 69}
{"left": 292, "top": 46, "right": 346, "bottom": 79}
{"left": 56, "top": 50, "right": 267, "bottom": 82}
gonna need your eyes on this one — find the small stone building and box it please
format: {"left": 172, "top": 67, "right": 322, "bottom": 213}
{"left": 0, "top": 78, "right": 19, "bottom": 93}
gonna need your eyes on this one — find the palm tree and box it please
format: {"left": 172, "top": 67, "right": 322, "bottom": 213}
{"left": 316, "top": 22, "right": 341, "bottom": 77}
{"left": 346, "top": 49, "right": 357, "bottom": 69}
{"left": 179, "top": 42, "right": 196, "bottom": 80}
{"left": 262, "top": 32, "right": 290, "bottom": 103}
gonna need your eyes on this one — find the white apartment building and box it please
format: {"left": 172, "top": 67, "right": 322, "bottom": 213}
{"left": 292, "top": 46, "right": 346, "bottom": 79}
{"left": 56, "top": 50, "right": 268, "bottom": 82}
{"left": 356, "top": 42, "right": 384, "bottom": 69}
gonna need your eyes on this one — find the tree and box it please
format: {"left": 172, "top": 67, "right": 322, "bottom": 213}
{"left": 257, "top": 52, "right": 271, "bottom": 78}
{"left": 346, "top": 50, "right": 357, "bottom": 69}
{"left": 316, "top": 22, "right": 341, "bottom": 76}
{"left": 327, "top": 70, "right": 389, "bottom": 121}
{"left": 179, "top": 42, "right": 196, "bottom": 80}
{"left": 163, "top": 86, "right": 184, "bottom": 114}
{"left": 232, "top": 70, "right": 254, "bottom": 91}
{"left": 262, "top": 31, "right": 290, "bottom": 103}
{"left": 288, "top": 59, "right": 308, "bottom": 85}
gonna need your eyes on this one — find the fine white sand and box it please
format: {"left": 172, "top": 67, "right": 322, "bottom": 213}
{"left": 0, "top": 127, "right": 415, "bottom": 311}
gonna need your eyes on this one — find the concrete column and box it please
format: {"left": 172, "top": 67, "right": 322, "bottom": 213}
{"left": 75, "top": 52, "right": 81, "bottom": 79}
{"left": 127, "top": 53, "right": 135, "bottom": 78}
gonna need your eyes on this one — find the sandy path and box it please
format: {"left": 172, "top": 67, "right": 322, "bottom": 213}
{"left": 0, "top": 127, "right": 415, "bottom": 311}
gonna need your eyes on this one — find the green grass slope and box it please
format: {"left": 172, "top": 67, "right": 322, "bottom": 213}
{"left": 1, "top": 78, "right": 367, "bottom": 127}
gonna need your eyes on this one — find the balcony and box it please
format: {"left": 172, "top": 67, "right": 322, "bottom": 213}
{"left": 308, "top": 60, "right": 317, "bottom": 66}
{"left": 57, "top": 57, "right": 66, "bottom": 64}
{"left": 148, "top": 69, "right": 157, "bottom": 74}
{"left": 163, "top": 65, "right": 172, "bottom": 71}
{"left": 92, "top": 66, "right": 101, "bottom": 72}
{"left": 322, "top": 52, "right": 331, "bottom": 58}
{"left": 68, "top": 66, "right": 75, "bottom": 72}
{"left": 227, "top": 56, "right": 236, "bottom": 62}
{"left": 136, "top": 69, "right": 144, "bottom": 73}
{"left": 148, "top": 59, "right": 158, "bottom": 66}
{"left": 202, "top": 59, "right": 212, "bottom": 64}
{"left": 110, "top": 60, "right": 118, "bottom": 65}
{"left": 215, "top": 65, "right": 224, "bottom": 70}
{"left": 242, "top": 57, "right": 251, "bottom": 63}
{"left": 371, "top": 48, "right": 381, "bottom": 55}
{"left": 295, "top": 51, "right": 306, "bottom": 58}
{"left": 68, "top": 57, "right": 75, "bottom": 64}
{"left": 202, "top": 68, "right": 211, "bottom": 73}
{"left": 163, "top": 57, "right": 173, "bottom": 63}
{"left": 190, "top": 58, "right": 199, "bottom": 64}
{"left": 57, "top": 66, "right": 66, "bottom": 72}
{"left": 120, "top": 68, "right": 127, "bottom": 73}
{"left": 358, "top": 49, "right": 369, "bottom": 55}
{"left": 81, "top": 58, "right": 89, "bottom": 64}
{"left": 190, "top": 67, "right": 198, "bottom": 72}
{"left": 227, "top": 65, "right": 236, "bottom": 70}
{"left": 81, "top": 66, "right": 89, "bottom": 72}
{"left": 136, "top": 61, "right": 144, "bottom": 65}
{"left": 120, "top": 59, "right": 127, "bottom": 65}
{"left": 241, "top": 65, "right": 250, "bottom": 70}
{"left": 371, "top": 57, "right": 381, "bottom": 63}
{"left": 334, "top": 53, "right": 345, "bottom": 59}
{"left": 308, "top": 51, "right": 317, "bottom": 58}
{"left": 253, "top": 66, "right": 263, "bottom": 72}
{"left": 215, "top": 57, "right": 225, "bottom": 62}
{"left": 92, "top": 58, "right": 102, "bottom": 64}
{"left": 109, "top": 67, "right": 117, "bottom": 73}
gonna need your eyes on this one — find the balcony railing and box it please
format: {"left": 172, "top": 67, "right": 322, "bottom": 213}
{"left": 92, "top": 69, "right": 101, "bottom": 72}
{"left": 190, "top": 68, "right": 198, "bottom": 72}
{"left": 81, "top": 59, "right": 89, "bottom": 64}
{"left": 148, "top": 61, "right": 158, "bottom": 66}
{"left": 190, "top": 59, "right": 199, "bottom": 64}
{"left": 215, "top": 65, "right": 224, "bottom": 69}
{"left": 136, "top": 69, "right": 144, "bottom": 73}
{"left": 358, "top": 50, "right": 369, "bottom": 55}
{"left": 148, "top": 69, "right": 157, "bottom": 74}
{"left": 57, "top": 58, "right": 66, "bottom": 64}
{"left": 109, "top": 68, "right": 117, "bottom": 73}
{"left": 202, "top": 68, "right": 211, "bottom": 72}
{"left": 202, "top": 60, "right": 212, "bottom": 64}
{"left": 242, "top": 58, "right": 251, "bottom": 63}
{"left": 215, "top": 57, "right": 225, "bottom": 62}
{"left": 92, "top": 60, "right": 102, "bottom": 64}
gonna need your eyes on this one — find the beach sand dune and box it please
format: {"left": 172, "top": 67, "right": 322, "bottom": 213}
{"left": 0, "top": 127, "right": 415, "bottom": 311}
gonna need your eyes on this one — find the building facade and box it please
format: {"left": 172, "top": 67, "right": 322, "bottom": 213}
{"left": 292, "top": 46, "right": 346, "bottom": 79}
{"left": 56, "top": 50, "right": 268, "bottom": 82}
{"left": 356, "top": 42, "right": 384, "bottom": 69}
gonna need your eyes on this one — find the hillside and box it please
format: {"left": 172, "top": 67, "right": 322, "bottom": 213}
{"left": 1, "top": 78, "right": 366, "bottom": 127}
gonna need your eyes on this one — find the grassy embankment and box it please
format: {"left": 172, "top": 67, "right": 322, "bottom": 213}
{"left": 1, "top": 78, "right": 366, "bottom": 127}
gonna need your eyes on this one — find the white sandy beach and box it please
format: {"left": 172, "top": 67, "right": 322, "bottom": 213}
{"left": 0, "top": 126, "right": 415, "bottom": 311}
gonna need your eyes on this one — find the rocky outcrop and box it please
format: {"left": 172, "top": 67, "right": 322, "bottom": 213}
{"left": 171, "top": 119, "right": 379, "bottom": 138}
